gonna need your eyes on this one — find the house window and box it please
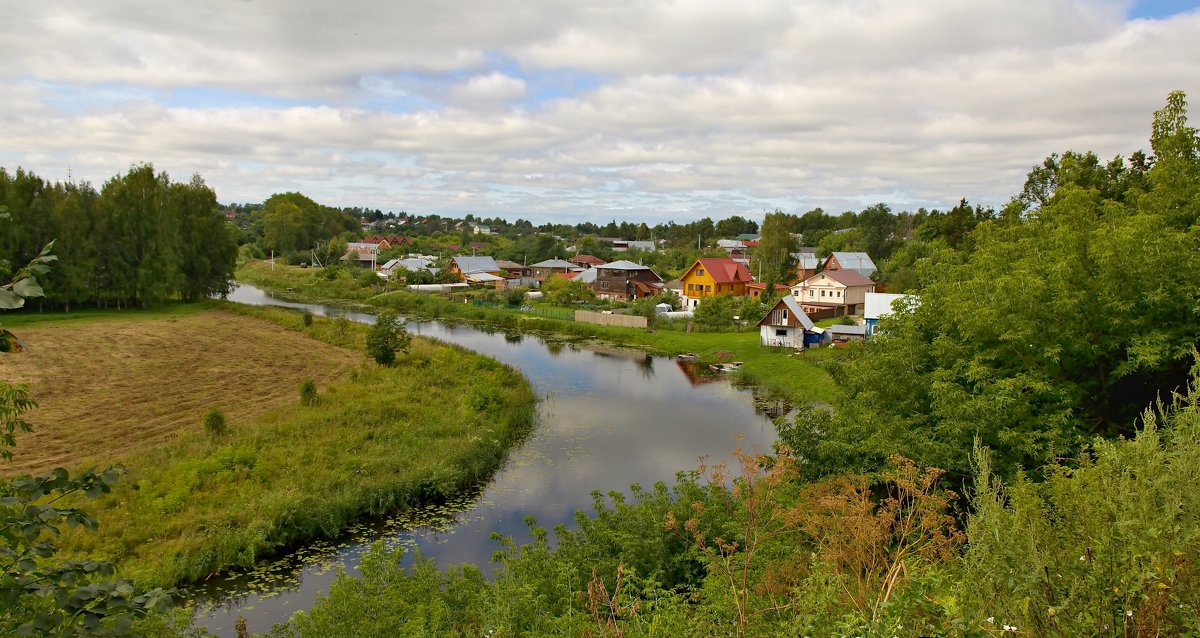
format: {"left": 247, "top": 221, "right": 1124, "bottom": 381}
{"left": 820, "top": 290, "right": 826, "bottom": 297}
{"left": 697, "top": 269, "right": 705, "bottom": 276}
{"left": 808, "top": 290, "right": 814, "bottom": 298}
{"left": 775, "top": 328, "right": 788, "bottom": 337}
{"left": 836, "top": 290, "right": 841, "bottom": 298}
{"left": 782, "top": 309, "right": 788, "bottom": 322}
{"left": 687, "top": 284, "right": 694, "bottom": 292}
{"left": 705, "top": 285, "right": 712, "bottom": 292}
{"left": 600, "top": 281, "right": 609, "bottom": 290}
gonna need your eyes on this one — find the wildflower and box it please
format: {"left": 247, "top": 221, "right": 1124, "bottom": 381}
{"left": 986, "top": 617, "right": 995, "bottom": 624}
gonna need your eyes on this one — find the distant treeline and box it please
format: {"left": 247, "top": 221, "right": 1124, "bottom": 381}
{"left": 0, "top": 164, "right": 237, "bottom": 309}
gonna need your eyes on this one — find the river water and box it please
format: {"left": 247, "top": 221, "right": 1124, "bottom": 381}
{"left": 195, "top": 285, "right": 779, "bottom": 635}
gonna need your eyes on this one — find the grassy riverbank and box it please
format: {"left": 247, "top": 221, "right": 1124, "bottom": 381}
{"left": 236, "top": 260, "right": 839, "bottom": 402}
{"left": 10, "top": 303, "right": 536, "bottom": 589}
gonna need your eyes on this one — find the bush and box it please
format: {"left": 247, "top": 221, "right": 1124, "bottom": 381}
{"left": 201, "top": 408, "right": 227, "bottom": 437}
{"left": 302, "top": 310, "right": 314, "bottom": 327}
{"left": 366, "top": 309, "right": 411, "bottom": 366}
{"left": 299, "top": 379, "right": 318, "bottom": 406}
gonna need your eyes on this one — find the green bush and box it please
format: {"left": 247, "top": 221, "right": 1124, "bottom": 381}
{"left": 201, "top": 408, "right": 227, "bottom": 437}
{"left": 302, "top": 310, "right": 314, "bottom": 327}
{"left": 366, "top": 309, "right": 411, "bottom": 366}
{"left": 299, "top": 379, "right": 318, "bottom": 406}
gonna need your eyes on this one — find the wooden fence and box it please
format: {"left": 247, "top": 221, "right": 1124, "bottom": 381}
{"left": 575, "top": 310, "right": 648, "bottom": 328}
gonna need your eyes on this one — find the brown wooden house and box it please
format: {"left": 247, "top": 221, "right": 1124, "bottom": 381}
{"left": 592, "top": 260, "right": 664, "bottom": 301}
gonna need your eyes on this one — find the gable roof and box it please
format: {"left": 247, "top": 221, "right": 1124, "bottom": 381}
{"left": 530, "top": 258, "right": 576, "bottom": 269}
{"left": 451, "top": 255, "right": 500, "bottom": 274}
{"left": 811, "top": 267, "right": 878, "bottom": 287}
{"left": 757, "top": 295, "right": 815, "bottom": 330}
{"left": 596, "top": 259, "right": 650, "bottom": 271}
{"left": 827, "top": 252, "right": 877, "bottom": 277}
{"left": 494, "top": 259, "right": 527, "bottom": 271}
{"left": 569, "top": 254, "right": 606, "bottom": 265}
{"left": 693, "top": 258, "right": 751, "bottom": 285}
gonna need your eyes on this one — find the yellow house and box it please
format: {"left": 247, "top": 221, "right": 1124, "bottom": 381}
{"left": 678, "top": 258, "right": 752, "bottom": 309}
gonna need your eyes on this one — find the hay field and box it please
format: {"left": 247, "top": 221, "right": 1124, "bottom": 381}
{"left": 2, "top": 308, "right": 360, "bottom": 475}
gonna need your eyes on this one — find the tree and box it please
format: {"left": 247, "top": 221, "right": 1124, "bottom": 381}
{"left": 542, "top": 276, "right": 595, "bottom": 306}
{"left": 752, "top": 210, "right": 797, "bottom": 291}
{"left": 1, "top": 242, "right": 172, "bottom": 635}
{"left": 793, "top": 92, "right": 1200, "bottom": 480}
{"left": 366, "top": 309, "right": 411, "bottom": 366}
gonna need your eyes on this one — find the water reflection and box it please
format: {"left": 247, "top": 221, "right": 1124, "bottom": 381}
{"left": 195, "top": 285, "right": 778, "bottom": 636}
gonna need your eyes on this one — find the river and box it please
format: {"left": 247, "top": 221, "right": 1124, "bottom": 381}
{"left": 194, "top": 285, "right": 780, "bottom": 635}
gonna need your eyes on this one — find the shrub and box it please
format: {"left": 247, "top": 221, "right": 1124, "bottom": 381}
{"left": 302, "top": 310, "right": 314, "bottom": 327}
{"left": 202, "top": 408, "right": 227, "bottom": 437}
{"left": 366, "top": 309, "right": 411, "bottom": 366}
{"left": 299, "top": 379, "right": 318, "bottom": 406}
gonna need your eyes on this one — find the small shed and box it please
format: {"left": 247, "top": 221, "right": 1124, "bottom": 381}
{"left": 757, "top": 295, "right": 815, "bottom": 349}
{"left": 827, "top": 324, "right": 867, "bottom": 342}
{"left": 654, "top": 303, "right": 672, "bottom": 314}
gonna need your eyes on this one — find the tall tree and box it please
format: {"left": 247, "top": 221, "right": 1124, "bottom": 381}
{"left": 752, "top": 210, "right": 797, "bottom": 293}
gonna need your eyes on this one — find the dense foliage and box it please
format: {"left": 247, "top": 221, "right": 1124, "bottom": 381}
{"left": 786, "top": 91, "right": 1200, "bottom": 479}
{"left": 0, "top": 165, "right": 237, "bottom": 308}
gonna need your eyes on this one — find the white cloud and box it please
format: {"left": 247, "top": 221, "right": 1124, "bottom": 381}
{"left": 1, "top": 1, "right": 1198, "bottom": 221}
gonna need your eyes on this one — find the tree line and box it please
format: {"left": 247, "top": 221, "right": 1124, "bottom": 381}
{"left": 0, "top": 164, "right": 237, "bottom": 310}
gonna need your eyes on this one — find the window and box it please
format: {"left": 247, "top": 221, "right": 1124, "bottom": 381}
{"left": 782, "top": 309, "right": 788, "bottom": 322}
{"left": 836, "top": 290, "right": 841, "bottom": 298}
{"left": 808, "top": 290, "right": 814, "bottom": 298}
{"left": 775, "top": 328, "right": 788, "bottom": 337}
{"left": 820, "top": 290, "right": 826, "bottom": 297}
{"left": 687, "top": 283, "right": 694, "bottom": 291}
{"left": 697, "top": 269, "right": 705, "bottom": 276}
{"left": 600, "top": 281, "right": 609, "bottom": 290}
{"left": 705, "top": 285, "right": 712, "bottom": 292}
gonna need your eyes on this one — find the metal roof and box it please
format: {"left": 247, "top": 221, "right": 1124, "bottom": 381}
{"left": 864, "top": 293, "right": 917, "bottom": 320}
{"left": 596, "top": 259, "right": 650, "bottom": 271}
{"left": 530, "top": 258, "right": 576, "bottom": 269}
{"left": 828, "top": 252, "right": 878, "bottom": 277}
{"left": 452, "top": 255, "right": 500, "bottom": 274}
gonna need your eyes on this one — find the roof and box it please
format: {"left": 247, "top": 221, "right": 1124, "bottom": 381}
{"left": 694, "top": 258, "right": 751, "bottom": 285}
{"left": 864, "top": 293, "right": 918, "bottom": 320}
{"left": 495, "top": 260, "right": 527, "bottom": 271}
{"left": 596, "top": 259, "right": 651, "bottom": 271}
{"left": 717, "top": 239, "right": 746, "bottom": 249}
{"left": 346, "top": 242, "right": 379, "bottom": 251}
{"left": 391, "top": 258, "right": 432, "bottom": 271}
{"left": 791, "top": 252, "right": 820, "bottom": 269}
{"left": 827, "top": 252, "right": 878, "bottom": 277}
{"left": 757, "top": 295, "right": 815, "bottom": 330}
{"left": 569, "top": 254, "right": 606, "bottom": 265}
{"left": 736, "top": 233, "right": 761, "bottom": 240}
{"left": 746, "top": 282, "right": 791, "bottom": 291}
{"left": 465, "top": 272, "right": 505, "bottom": 283}
{"left": 827, "top": 324, "right": 868, "bottom": 336}
{"left": 664, "top": 278, "right": 683, "bottom": 290}
{"left": 575, "top": 269, "right": 598, "bottom": 284}
{"left": 530, "top": 258, "right": 576, "bottom": 269}
{"left": 803, "top": 269, "right": 876, "bottom": 287}
{"left": 451, "top": 255, "right": 500, "bottom": 274}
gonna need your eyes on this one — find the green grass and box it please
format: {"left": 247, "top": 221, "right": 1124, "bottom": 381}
{"left": 54, "top": 302, "right": 537, "bottom": 589}
{"left": 0, "top": 301, "right": 206, "bottom": 327}
{"left": 237, "top": 261, "right": 840, "bottom": 405}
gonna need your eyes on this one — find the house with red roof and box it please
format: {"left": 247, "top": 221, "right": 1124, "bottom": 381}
{"left": 677, "top": 258, "right": 752, "bottom": 310}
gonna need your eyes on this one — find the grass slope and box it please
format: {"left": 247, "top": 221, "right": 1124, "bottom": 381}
{"left": 10, "top": 303, "right": 536, "bottom": 589}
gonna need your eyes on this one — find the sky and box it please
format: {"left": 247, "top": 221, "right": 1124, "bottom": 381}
{"left": 2, "top": 1, "right": 1198, "bottom": 225}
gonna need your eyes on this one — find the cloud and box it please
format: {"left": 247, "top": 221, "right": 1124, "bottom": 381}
{"left": 1, "top": 1, "right": 1198, "bottom": 221}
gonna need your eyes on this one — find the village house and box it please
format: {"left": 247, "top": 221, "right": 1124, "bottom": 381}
{"left": 791, "top": 269, "right": 877, "bottom": 317}
{"left": 717, "top": 239, "right": 751, "bottom": 264}
{"left": 864, "top": 292, "right": 918, "bottom": 337}
{"left": 745, "top": 282, "right": 791, "bottom": 300}
{"left": 448, "top": 256, "right": 501, "bottom": 282}
{"left": 678, "top": 258, "right": 752, "bottom": 310}
{"left": 530, "top": 258, "right": 580, "bottom": 281}
{"left": 591, "top": 260, "right": 663, "bottom": 301}
{"left": 822, "top": 251, "right": 878, "bottom": 279}
{"left": 793, "top": 248, "right": 820, "bottom": 281}
{"left": 757, "top": 295, "right": 816, "bottom": 349}
{"left": 343, "top": 242, "right": 380, "bottom": 268}
{"left": 569, "top": 254, "right": 606, "bottom": 269}
{"left": 379, "top": 257, "right": 434, "bottom": 279}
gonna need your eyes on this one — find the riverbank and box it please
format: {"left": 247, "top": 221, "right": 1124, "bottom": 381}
{"left": 15, "top": 302, "right": 536, "bottom": 589}
{"left": 236, "top": 260, "right": 838, "bottom": 403}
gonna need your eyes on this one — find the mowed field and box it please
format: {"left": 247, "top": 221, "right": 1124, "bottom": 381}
{"left": 2, "top": 307, "right": 360, "bottom": 475}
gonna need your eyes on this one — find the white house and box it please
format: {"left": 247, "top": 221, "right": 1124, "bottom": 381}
{"left": 757, "top": 295, "right": 816, "bottom": 349}
{"left": 864, "top": 292, "right": 918, "bottom": 337}
{"left": 791, "top": 270, "right": 876, "bottom": 315}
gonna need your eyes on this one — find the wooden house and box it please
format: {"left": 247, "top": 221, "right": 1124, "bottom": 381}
{"left": 757, "top": 295, "right": 816, "bottom": 349}
{"left": 678, "top": 258, "right": 752, "bottom": 310}
{"left": 591, "top": 260, "right": 663, "bottom": 301}
{"left": 746, "top": 282, "right": 791, "bottom": 301}
{"left": 530, "top": 258, "right": 579, "bottom": 281}
{"left": 569, "top": 254, "right": 606, "bottom": 269}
